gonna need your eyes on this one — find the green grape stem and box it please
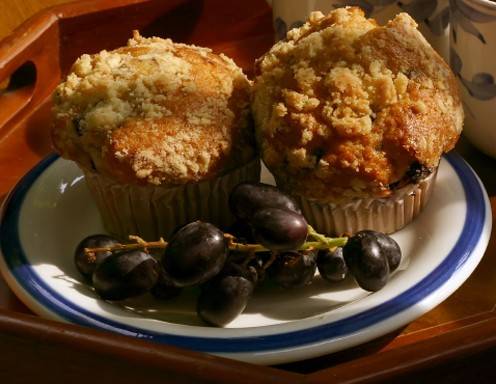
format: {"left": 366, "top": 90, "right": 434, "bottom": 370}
{"left": 83, "top": 226, "right": 348, "bottom": 257}
{"left": 305, "top": 225, "right": 348, "bottom": 249}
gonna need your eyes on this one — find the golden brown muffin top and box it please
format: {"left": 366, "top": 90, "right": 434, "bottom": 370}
{"left": 52, "top": 31, "right": 254, "bottom": 185}
{"left": 252, "top": 8, "right": 463, "bottom": 203}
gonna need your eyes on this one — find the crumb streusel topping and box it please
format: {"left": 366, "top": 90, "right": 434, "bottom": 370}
{"left": 52, "top": 31, "right": 254, "bottom": 185}
{"left": 252, "top": 8, "right": 463, "bottom": 203}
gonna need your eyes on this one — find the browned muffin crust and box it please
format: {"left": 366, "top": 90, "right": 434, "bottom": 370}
{"left": 252, "top": 8, "right": 463, "bottom": 203}
{"left": 52, "top": 31, "right": 254, "bottom": 185}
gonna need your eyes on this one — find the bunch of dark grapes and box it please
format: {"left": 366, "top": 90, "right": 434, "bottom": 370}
{"left": 74, "top": 183, "right": 402, "bottom": 327}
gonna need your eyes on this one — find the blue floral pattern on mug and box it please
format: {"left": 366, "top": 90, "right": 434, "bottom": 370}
{"left": 450, "top": 0, "right": 496, "bottom": 44}
{"left": 274, "top": 16, "right": 288, "bottom": 41}
{"left": 274, "top": 17, "right": 306, "bottom": 41}
{"left": 450, "top": 48, "right": 496, "bottom": 102}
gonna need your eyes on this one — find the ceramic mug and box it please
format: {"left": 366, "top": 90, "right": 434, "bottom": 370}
{"left": 269, "top": 0, "right": 451, "bottom": 61}
{"left": 450, "top": 0, "right": 496, "bottom": 158}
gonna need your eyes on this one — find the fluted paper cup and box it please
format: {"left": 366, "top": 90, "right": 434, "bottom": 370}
{"left": 83, "top": 158, "right": 261, "bottom": 241}
{"left": 291, "top": 169, "right": 437, "bottom": 236}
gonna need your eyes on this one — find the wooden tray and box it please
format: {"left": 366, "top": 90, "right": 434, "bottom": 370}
{"left": 1, "top": 1, "right": 495, "bottom": 382}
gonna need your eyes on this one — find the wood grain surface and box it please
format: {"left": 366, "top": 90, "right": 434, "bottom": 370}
{"left": 0, "top": 0, "right": 495, "bottom": 382}
{"left": 0, "top": 0, "right": 73, "bottom": 40}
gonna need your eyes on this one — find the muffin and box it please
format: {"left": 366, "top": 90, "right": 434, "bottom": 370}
{"left": 52, "top": 31, "right": 260, "bottom": 240}
{"left": 252, "top": 8, "right": 463, "bottom": 235}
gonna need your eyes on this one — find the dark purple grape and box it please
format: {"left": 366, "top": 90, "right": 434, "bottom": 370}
{"left": 74, "top": 234, "right": 118, "bottom": 279}
{"left": 347, "top": 230, "right": 402, "bottom": 272}
{"left": 150, "top": 270, "right": 182, "bottom": 300}
{"left": 92, "top": 250, "right": 160, "bottom": 300}
{"left": 375, "top": 232, "right": 402, "bottom": 272}
{"left": 269, "top": 250, "right": 316, "bottom": 288}
{"left": 251, "top": 208, "right": 308, "bottom": 251}
{"left": 226, "top": 248, "right": 263, "bottom": 277}
{"left": 226, "top": 220, "right": 255, "bottom": 243}
{"left": 197, "top": 275, "right": 254, "bottom": 327}
{"left": 221, "top": 262, "right": 258, "bottom": 285}
{"left": 229, "top": 182, "right": 300, "bottom": 221}
{"left": 317, "top": 247, "right": 348, "bottom": 283}
{"left": 226, "top": 250, "right": 249, "bottom": 265}
{"left": 161, "top": 221, "right": 227, "bottom": 287}
{"left": 226, "top": 251, "right": 265, "bottom": 283}
{"left": 343, "top": 231, "right": 390, "bottom": 292}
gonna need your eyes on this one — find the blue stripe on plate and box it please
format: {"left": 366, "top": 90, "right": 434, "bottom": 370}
{"left": 0, "top": 152, "right": 487, "bottom": 353}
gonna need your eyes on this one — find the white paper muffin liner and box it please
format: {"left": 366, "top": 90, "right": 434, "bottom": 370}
{"left": 83, "top": 158, "right": 261, "bottom": 240}
{"left": 291, "top": 168, "right": 438, "bottom": 236}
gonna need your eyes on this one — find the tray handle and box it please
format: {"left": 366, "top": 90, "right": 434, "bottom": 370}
{"left": 0, "top": 11, "right": 60, "bottom": 133}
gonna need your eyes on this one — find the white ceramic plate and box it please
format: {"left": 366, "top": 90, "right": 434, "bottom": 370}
{"left": 0, "top": 152, "right": 491, "bottom": 365}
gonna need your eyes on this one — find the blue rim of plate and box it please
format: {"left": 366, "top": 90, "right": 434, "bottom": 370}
{"left": 0, "top": 151, "right": 487, "bottom": 353}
